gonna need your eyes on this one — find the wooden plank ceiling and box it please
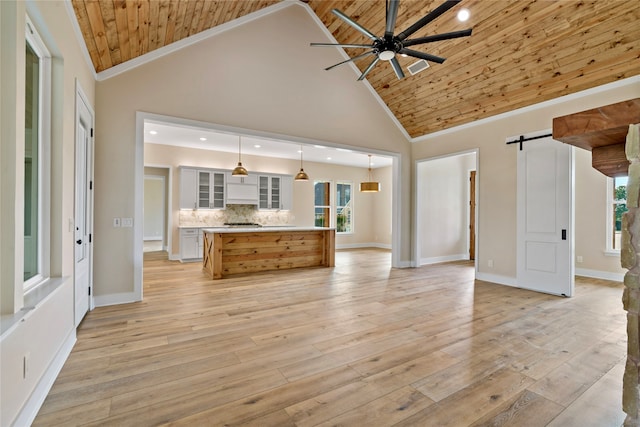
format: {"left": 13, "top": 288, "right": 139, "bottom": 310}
{"left": 71, "top": 0, "right": 640, "bottom": 138}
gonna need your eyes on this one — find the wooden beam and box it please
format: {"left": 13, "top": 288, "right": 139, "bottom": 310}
{"left": 552, "top": 98, "right": 640, "bottom": 177}
{"left": 552, "top": 98, "right": 640, "bottom": 151}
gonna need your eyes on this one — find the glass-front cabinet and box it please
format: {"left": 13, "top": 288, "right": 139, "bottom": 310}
{"left": 259, "top": 175, "right": 291, "bottom": 210}
{"left": 180, "top": 167, "right": 225, "bottom": 210}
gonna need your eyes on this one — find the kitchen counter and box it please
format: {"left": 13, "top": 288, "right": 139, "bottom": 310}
{"left": 202, "top": 227, "right": 335, "bottom": 279}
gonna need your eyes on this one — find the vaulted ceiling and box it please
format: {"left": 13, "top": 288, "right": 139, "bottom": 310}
{"left": 71, "top": 0, "right": 640, "bottom": 138}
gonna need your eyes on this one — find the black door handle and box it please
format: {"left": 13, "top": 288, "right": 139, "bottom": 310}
{"left": 561, "top": 229, "right": 567, "bottom": 240}
{"left": 76, "top": 239, "right": 82, "bottom": 245}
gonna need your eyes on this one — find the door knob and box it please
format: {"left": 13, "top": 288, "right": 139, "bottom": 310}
{"left": 76, "top": 239, "right": 82, "bottom": 245}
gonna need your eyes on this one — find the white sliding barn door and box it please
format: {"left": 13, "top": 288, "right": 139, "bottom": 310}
{"left": 517, "top": 135, "right": 574, "bottom": 297}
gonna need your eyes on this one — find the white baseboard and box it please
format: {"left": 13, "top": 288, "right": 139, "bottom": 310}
{"left": 475, "top": 272, "right": 518, "bottom": 287}
{"left": 13, "top": 329, "right": 76, "bottom": 427}
{"left": 575, "top": 268, "right": 624, "bottom": 282}
{"left": 94, "top": 291, "right": 141, "bottom": 307}
{"left": 336, "top": 242, "right": 392, "bottom": 250}
{"left": 143, "top": 237, "right": 163, "bottom": 241}
{"left": 419, "top": 253, "right": 468, "bottom": 266}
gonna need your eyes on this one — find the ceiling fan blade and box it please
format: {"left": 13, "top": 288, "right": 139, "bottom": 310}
{"left": 397, "top": 0, "right": 461, "bottom": 41}
{"left": 385, "top": 0, "right": 400, "bottom": 38}
{"left": 311, "top": 42, "right": 374, "bottom": 49}
{"left": 332, "top": 9, "right": 379, "bottom": 41}
{"left": 390, "top": 57, "right": 405, "bottom": 79}
{"left": 398, "top": 48, "right": 446, "bottom": 64}
{"left": 357, "top": 56, "right": 380, "bottom": 81}
{"left": 402, "top": 29, "right": 472, "bottom": 47}
{"left": 325, "top": 50, "right": 375, "bottom": 71}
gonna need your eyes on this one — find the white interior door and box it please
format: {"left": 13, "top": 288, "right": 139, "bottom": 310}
{"left": 75, "top": 89, "right": 94, "bottom": 326}
{"left": 517, "top": 135, "right": 574, "bottom": 296}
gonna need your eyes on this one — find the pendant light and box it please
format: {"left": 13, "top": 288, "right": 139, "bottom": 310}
{"left": 294, "top": 145, "right": 309, "bottom": 181}
{"left": 232, "top": 135, "right": 248, "bottom": 176}
{"left": 359, "top": 154, "right": 380, "bottom": 192}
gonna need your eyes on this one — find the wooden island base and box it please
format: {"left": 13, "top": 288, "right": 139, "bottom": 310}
{"left": 202, "top": 228, "right": 335, "bottom": 279}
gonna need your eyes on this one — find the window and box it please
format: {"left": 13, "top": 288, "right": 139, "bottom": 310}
{"left": 336, "top": 182, "right": 353, "bottom": 233}
{"left": 314, "top": 181, "right": 331, "bottom": 227}
{"left": 24, "top": 17, "right": 51, "bottom": 290}
{"left": 607, "top": 176, "right": 628, "bottom": 253}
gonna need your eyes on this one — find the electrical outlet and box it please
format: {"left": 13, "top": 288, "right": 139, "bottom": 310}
{"left": 121, "top": 217, "right": 133, "bottom": 227}
{"left": 113, "top": 217, "right": 121, "bottom": 227}
{"left": 577, "top": 255, "right": 583, "bottom": 263}
{"left": 488, "top": 259, "right": 494, "bottom": 268}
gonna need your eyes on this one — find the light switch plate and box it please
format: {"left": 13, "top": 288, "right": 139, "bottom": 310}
{"left": 113, "top": 218, "right": 121, "bottom": 227}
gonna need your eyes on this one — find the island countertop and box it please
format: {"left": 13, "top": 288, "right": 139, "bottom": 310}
{"left": 201, "top": 226, "right": 334, "bottom": 233}
{"left": 202, "top": 227, "right": 335, "bottom": 279}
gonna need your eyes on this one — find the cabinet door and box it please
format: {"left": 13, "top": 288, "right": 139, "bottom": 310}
{"left": 281, "top": 176, "right": 293, "bottom": 210}
{"left": 259, "top": 176, "right": 269, "bottom": 209}
{"left": 270, "top": 176, "right": 281, "bottom": 209}
{"left": 180, "top": 168, "right": 197, "bottom": 209}
{"left": 180, "top": 229, "right": 200, "bottom": 259}
{"left": 197, "top": 171, "right": 211, "bottom": 209}
{"left": 211, "top": 172, "right": 225, "bottom": 208}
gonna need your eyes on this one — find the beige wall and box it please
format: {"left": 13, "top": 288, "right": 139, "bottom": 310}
{"left": 144, "top": 143, "right": 393, "bottom": 256}
{"left": 95, "top": 3, "right": 409, "bottom": 299}
{"left": 412, "top": 79, "right": 639, "bottom": 281}
{"left": 0, "top": 0, "right": 96, "bottom": 424}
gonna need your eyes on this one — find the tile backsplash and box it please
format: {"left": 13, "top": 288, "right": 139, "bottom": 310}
{"left": 179, "top": 205, "right": 293, "bottom": 227}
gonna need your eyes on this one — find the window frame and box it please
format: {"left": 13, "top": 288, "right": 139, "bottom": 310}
{"left": 313, "top": 180, "right": 332, "bottom": 228}
{"left": 23, "top": 15, "right": 52, "bottom": 292}
{"left": 605, "top": 175, "right": 627, "bottom": 256}
{"left": 336, "top": 181, "right": 354, "bottom": 234}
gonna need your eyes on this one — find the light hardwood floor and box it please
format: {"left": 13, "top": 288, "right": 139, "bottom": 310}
{"left": 34, "top": 249, "right": 626, "bottom": 426}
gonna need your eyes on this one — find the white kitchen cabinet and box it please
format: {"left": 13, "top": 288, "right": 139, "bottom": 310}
{"left": 179, "top": 167, "right": 198, "bottom": 210}
{"left": 258, "top": 174, "right": 292, "bottom": 210}
{"left": 180, "top": 228, "right": 203, "bottom": 261}
{"left": 180, "top": 167, "right": 225, "bottom": 210}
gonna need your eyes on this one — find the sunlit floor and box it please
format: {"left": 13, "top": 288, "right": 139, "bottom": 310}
{"left": 35, "top": 249, "right": 626, "bottom": 426}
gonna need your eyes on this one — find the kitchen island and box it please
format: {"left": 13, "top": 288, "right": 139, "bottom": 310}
{"left": 202, "top": 227, "right": 335, "bottom": 279}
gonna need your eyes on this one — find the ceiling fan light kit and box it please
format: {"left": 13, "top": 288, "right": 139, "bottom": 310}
{"left": 311, "top": 0, "right": 472, "bottom": 81}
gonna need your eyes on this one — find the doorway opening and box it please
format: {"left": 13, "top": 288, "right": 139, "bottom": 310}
{"left": 416, "top": 150, "right": 478, "bottom": 273}
{"left": 143, "top": 167, "right": 171, "bottom": 255}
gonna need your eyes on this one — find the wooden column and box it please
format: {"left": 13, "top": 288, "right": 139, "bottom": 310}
{"left": 622, "top": 124, "right": 640, "bottom": 426}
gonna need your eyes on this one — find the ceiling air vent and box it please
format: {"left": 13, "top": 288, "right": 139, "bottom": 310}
{"left": 407, "top": 59, "right": 430, "bottom": 76}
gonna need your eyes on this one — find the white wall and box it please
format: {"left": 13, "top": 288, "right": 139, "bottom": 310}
{"left": 412, "top": 78, "right": 639, "bottom": 283}
{"left": 417, "top": 153, "right": 476, "bottom": 264}
{"left": 0, "top": 1, "right": 96, "bottom": 425}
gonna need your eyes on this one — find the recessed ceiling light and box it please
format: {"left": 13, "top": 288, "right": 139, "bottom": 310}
{"left": 336, "top": 148, "right": 352, "bottom": 152}
{"left": 327, "top": 157, "right": 332, "bottom": 160}
{"left": 314, "top": 145, "right": 325, "bottom": 149}
{"left": 199, "top": 137, "right": 207, "bottom": 141}
{"left": 149, "top": 130, "right": 157, "bottom": 135}
{"left": 457, "top": 8, "right": 470, "bottom": 22}
{"left": 297, "top": 150, "right": 303, "bottom": 153}
{"left": 254, "top": 144, "right": 261, "bottom": 148}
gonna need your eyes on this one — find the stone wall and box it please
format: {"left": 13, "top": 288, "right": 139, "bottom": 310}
{"left": 621, "top": 123, "right": 640, "bottom": 426}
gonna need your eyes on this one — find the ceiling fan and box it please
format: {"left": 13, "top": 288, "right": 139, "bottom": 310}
{"left": 311, "top": 0, "right": 472, "bottom": 81}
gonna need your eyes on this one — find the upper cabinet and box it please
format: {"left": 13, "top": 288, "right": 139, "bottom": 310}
{"left": 259, "top": 174, "right": 292, "bottom": 210}
{"left": 180, "top": 167, "right": 225, "bottom": 210}
{"left": 180, "top": 166, "right": 292, "bottom": 210}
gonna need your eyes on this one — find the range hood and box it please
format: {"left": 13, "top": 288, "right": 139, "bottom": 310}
{"left": 226, "top": 174, "right": 259, "bottom": 205}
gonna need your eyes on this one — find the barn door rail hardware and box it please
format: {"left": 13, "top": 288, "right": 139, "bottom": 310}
{"left": 506, "top": 133, "right": 552, "bottom": 150}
